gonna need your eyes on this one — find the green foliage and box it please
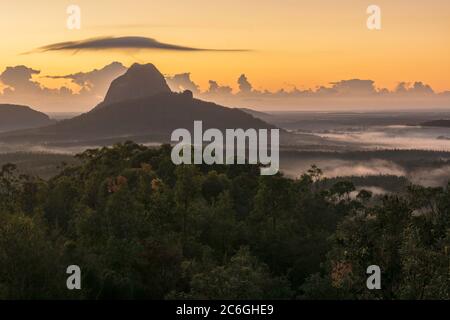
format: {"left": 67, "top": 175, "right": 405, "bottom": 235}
{"left": 0, "top": 142, "right": 448, "bottom": 300}
{"left": 169, "top": 247, "right": 293, "bottom": 299}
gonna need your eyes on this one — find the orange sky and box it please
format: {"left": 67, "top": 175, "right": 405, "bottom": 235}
{"left": 0, "top": 0, "right": 449, "bottom": 92}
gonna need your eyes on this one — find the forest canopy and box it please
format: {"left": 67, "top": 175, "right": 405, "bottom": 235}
{"left": 0, "top": 142, "right": 448, "bottom": 299}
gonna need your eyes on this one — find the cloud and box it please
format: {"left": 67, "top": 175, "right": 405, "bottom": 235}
{"left": 0, "top": 63, "right": 127, "bottom": 111}
{"left": 28, "top": 36, "right": 248, "bottom": 54}
{"left": 329, "top": 79, "right": 377, "bottom": 96}
{"left": 0, "top": 66, "right": 41, "bottom": 93}
{"left": 180, "top": 74, "right": 449, "bottom": 110}
{"left": 395, "top": 81, "right": 434, "bottom": 95}
{"left": 206, "top": 80, "right": 233, "bottom": 95}
{"left": 237, "top": 74, "right": 253, "bottom": 93}
{"left": 44, "top": 62, "right": 127, "bottom": 97}
{"left": 166, "top": 73, "right": 200, "bottom": 94}
{"left": 0, "top": 65, "right": 74, "bottom": 98}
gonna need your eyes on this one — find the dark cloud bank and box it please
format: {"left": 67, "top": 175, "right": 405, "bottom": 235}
{"left": 28, "top": 36, "right": 248, "bottom": 54}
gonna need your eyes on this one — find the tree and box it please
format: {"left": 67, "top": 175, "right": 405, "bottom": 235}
{"left": 170, "top": 247, "right": 293, "bottom": 299}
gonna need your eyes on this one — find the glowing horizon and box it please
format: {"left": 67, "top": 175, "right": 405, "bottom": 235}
{"left": 0, "top": 0, "right": 449, "bottom": 111}
{"left": 0, "top": 0, "right": 450, "bottom": 91}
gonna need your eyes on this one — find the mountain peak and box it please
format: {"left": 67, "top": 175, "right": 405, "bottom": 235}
{"left": 102, "top": 63, "right": 171, "bottom": 106}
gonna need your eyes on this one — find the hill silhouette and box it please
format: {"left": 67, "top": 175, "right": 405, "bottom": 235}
{"left": 0, "top": 63, "right": 278, "bottom": 144}
{"left": 421, "top": 119, "right": 450, "bottom": 128}
{"left": 96, "top": 63, "right": 171, "bottom": 108}
{"left": 0, "top": 104, "right": 55, "bottom": 132}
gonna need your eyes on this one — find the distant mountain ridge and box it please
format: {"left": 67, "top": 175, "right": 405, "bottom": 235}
{"left": 0, "top": 104, "right": 55, "bottom": 132}
{"left": 238, "top": 108, "right": 275, "bottom": 122}
{"left": 0, "top": 63, "right": 278, "bottom": 144}
{"left": 421, "top": 119, "right": 450, "bottom": 128}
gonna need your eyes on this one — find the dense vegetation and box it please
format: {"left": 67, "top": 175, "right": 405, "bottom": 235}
{"left": 0, "top": 142, "right": 448, "bottom": 299}
{"left": 0, "top": 152, "right": 78, "bottom": 180}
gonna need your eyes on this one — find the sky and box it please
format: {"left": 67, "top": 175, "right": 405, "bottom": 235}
{"left": 0, "top": 0, "right": 449, "bottom": 111}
